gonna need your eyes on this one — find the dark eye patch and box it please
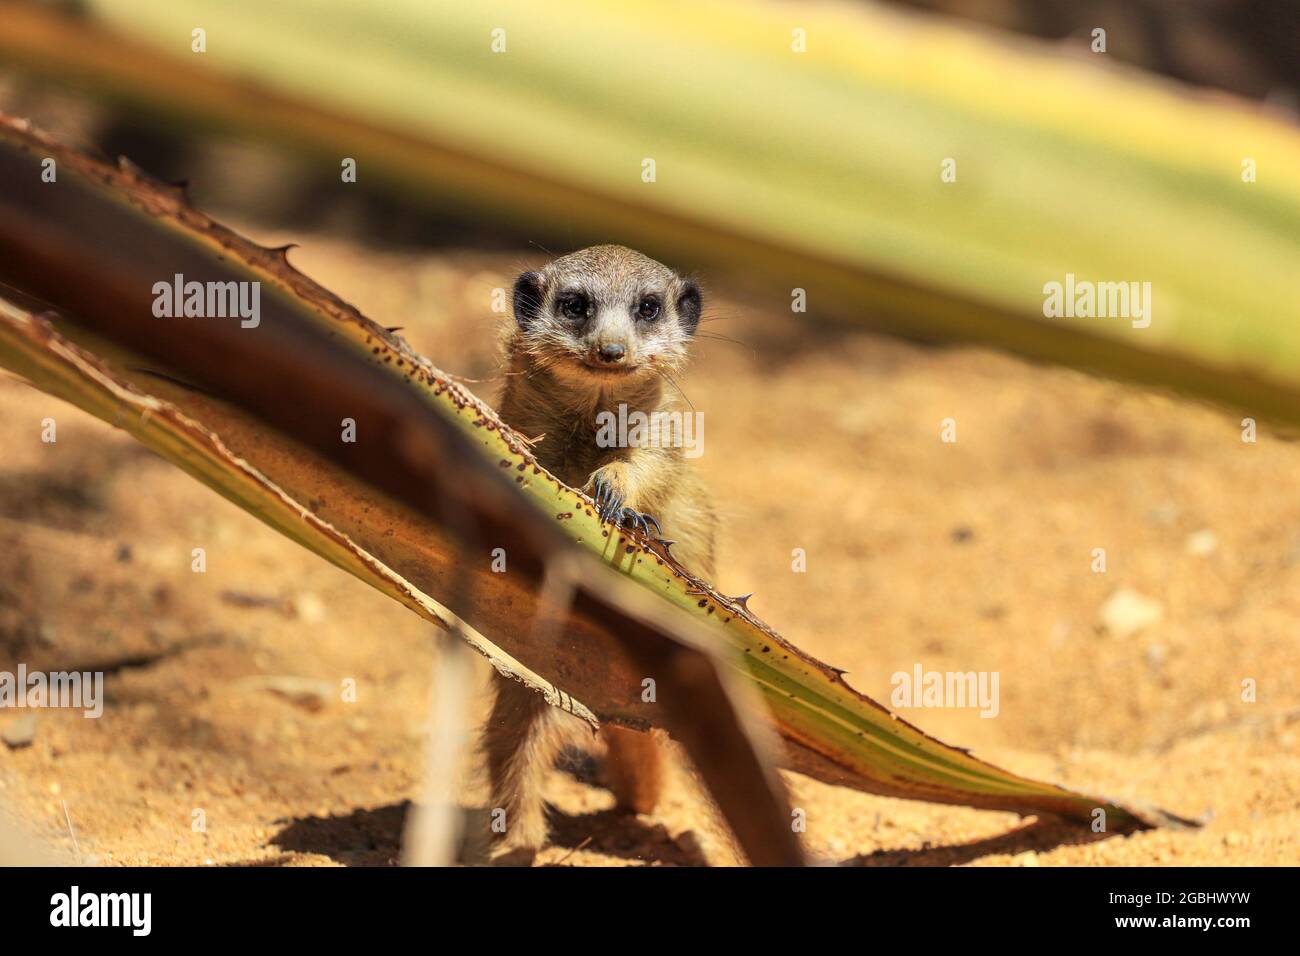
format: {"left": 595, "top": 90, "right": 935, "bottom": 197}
{"left": 637, "top": 294, "right": 662, "bottom": 321}
{"left": 558, "top": 291, "right": 590, "bottom": 321}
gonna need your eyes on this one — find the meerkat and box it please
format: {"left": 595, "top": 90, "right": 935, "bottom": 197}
{"left": 483, "top": 244, "right": 717, "bottom": 853}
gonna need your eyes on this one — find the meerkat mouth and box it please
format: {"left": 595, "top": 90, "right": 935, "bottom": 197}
{"left": 578, "top": 360, "right": 639, "bottom": 376}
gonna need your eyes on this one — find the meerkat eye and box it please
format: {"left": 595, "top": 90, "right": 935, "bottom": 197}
{"left": 558, "top": 293, "right": 588, "bottom": 321}
{"left": 637, "top": 296, "right": 661, "bottom": 321}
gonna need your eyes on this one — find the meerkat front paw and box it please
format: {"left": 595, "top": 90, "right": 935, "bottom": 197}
{"left": 587, "top": 464, "right": 661, "bottom": 536}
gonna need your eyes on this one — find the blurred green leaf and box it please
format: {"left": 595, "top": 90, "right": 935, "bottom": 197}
{"left": 2, "top": 0, "right": 1298, "bottom": 423}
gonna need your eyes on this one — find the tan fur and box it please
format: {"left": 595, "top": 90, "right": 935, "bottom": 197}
{"left": 483, "top": 245, "right": 716, "bottom": 853}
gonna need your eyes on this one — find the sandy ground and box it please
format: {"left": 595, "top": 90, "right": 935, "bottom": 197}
{"left": 0, "top": 237, "right": 1296, "bottom": 867}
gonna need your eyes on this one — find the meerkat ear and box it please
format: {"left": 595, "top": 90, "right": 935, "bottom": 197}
{"left": 512, "top": 271, "right": 544, "bottom": 329}
{"left": 676, "top": 279, "right": 702, "bottom": 335}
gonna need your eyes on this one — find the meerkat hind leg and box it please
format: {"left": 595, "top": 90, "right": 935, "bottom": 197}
{"left": 483, "top": 671, "right": 571, "bottom": 852}
{"left": 602, "top": 724, "right": 664, "bottom": 815}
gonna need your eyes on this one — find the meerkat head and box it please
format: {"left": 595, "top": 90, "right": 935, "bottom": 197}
{"left": 511, "top": 245, "right": 702, "bottom": 389}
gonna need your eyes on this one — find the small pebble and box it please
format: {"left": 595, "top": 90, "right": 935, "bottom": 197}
{"left": 1185, "top": 529, "right": 1218, "bottom": 557}
{"left": 1100, "top": 588, "right": 1164, "bottom": 639}
{"left": 295, "top": 593, "right": 327, "bottom": 623}
{"left": 1, "top": 714, "right": 38, "bottom": 749}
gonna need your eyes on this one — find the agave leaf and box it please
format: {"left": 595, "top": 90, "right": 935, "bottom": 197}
{"left": 0, "top": 116, "right": 1193, "bottom": 831}
{"left": 0, "top": 286, "right": 588, "bottom": 721}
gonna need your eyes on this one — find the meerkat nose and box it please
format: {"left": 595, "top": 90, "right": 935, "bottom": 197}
{"left": 597, "top": 342, "right": 626, "bottom": 364}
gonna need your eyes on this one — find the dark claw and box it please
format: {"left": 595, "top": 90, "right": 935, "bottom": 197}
{"left": 619, "top": 506, "right": 661, "bottom": 539}
{"left": 620, "top": 508, "right": 647, "bottom": 535}
{"left": 592, "top": 477, "right": 624, "bottom": 524}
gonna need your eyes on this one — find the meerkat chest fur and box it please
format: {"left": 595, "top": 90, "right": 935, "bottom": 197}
{"left": 501, "top": 355, "right": 676, "bottom": 487}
